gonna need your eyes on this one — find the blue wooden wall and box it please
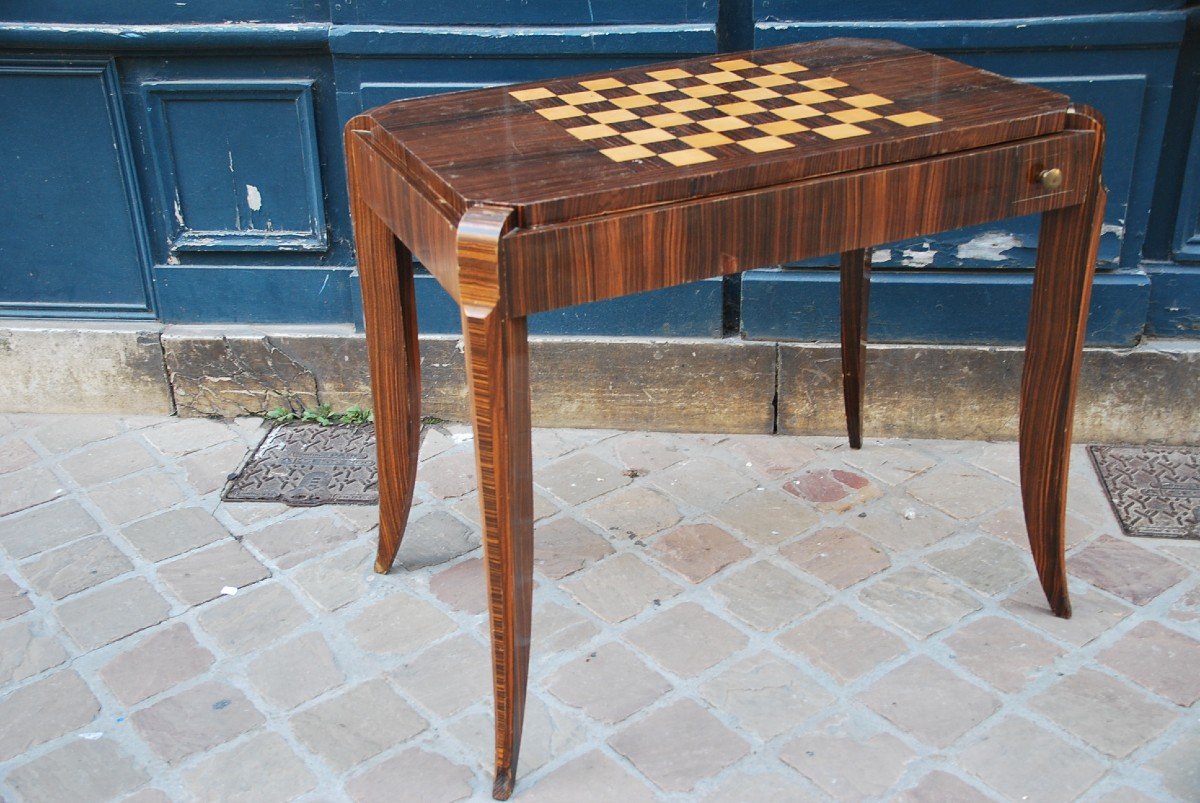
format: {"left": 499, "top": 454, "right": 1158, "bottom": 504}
{"left": 1, "top": 2, "right": 1196, "bottom": 344}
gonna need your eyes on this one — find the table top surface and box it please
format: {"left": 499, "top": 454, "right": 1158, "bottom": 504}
{"left": 353, "top": 38, "right": 1070, "bottom": 226}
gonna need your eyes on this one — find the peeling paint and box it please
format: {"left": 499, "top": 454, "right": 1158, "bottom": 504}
{"left": 900, "top": 245, "right": 935, "bottom": 268}
{"left": 246, "top": 184, "right": 262, "bottom": 212}
{"left": 1101, "top": 222, "right": 1125, "bottom": 240}
{"left": 172, "top": 189, "right": 185, "bottom": 228}
{"left": 871, "top": 248, "right": 892, "bottom": 264}
{"left": 955, "top": 231, "right": 1022, "bottom": 262}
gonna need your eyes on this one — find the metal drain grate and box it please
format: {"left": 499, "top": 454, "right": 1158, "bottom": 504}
{"left": 1088, "top": 445, "right": 1200, "bottom": 540}
{"left": 223, "top": 423, "right": 379, "bottom": 506}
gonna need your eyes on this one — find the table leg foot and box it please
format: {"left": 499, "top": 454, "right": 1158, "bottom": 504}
{"left": 493, "top": 767, "right": 516, "bottom": 801}
{"left": 840, "top": 248, "right": 871, "bottom": 449}
{"left": 1020, "top": 109, "right": 1106, "bottom": 619}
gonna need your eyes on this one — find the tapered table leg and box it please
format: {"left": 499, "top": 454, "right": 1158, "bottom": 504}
{"left": 455, "top": 207, "right": 533, "bottom": 800}
{"left": 1019, "top": 107, "right": 1107, "bottom": 619}
{"left": 347, "top": 150, "right": 422, "bottom": 575}
{"left": 840, "top": 248, "right": 871, "bottom": 449}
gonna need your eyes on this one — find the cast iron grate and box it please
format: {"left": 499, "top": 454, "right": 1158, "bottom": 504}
{"left": 1088, "top": 445, "right": 1200, "bottom": 540}
{"left": 223, "top": 423, "right": 379, "bottom": 506}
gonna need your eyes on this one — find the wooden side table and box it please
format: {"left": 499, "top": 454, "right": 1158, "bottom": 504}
{"left": 344, "top": 38, "right": 1105, "bottom": 799}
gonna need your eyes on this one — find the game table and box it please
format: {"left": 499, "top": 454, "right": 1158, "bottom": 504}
{"left": 344, "top": 38, "right": 1105, "bottom": 799}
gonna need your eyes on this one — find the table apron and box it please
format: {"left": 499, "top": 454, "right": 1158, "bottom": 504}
{"left": 500, "top": 130, "right": 1094, "bottom": 318}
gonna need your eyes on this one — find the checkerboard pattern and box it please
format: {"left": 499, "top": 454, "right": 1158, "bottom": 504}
{"left": 509, "top": 58, "right": 942, "bottom": 167}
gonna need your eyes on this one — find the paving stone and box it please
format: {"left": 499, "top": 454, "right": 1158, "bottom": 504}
{"left": 582, "top": 485, "right": 681, "bottom": 540}
{"left": 395, "top": 510, "right": 478, "bottom": 570}
{"left": 625, "top": 602, "right": 747, "bottom": 677}
{"left": 966, "top": 442, "right": 1020, "bottom": 484}
{"left": 331, "top": 502, "right": 384, "bottom": 531}
{"left": 0, "top": 572, "right": 33, "bottom": 621}
{"left": 726, "top": 434, "right": 818, "bottom": 479}
{"left": 429, "top": 556, "right": 487, "bottom": 614}
{"left": 649, "top": 523, "right": 750, "bottom": 583}
{"left": 1, "top": 466, "right": 65, "bottom": 516}
{"left": 712, "top": 560, "right": 826, "bottom": 631}
{"left": 242, "top": 512, "right": 358, "bottom": 569}
{"left": 0, "top": 499, "right": 99, "bottom": 559}
{"left": 611, "top": 431, "right": 687, "bottom": 472}
{"left": 652, "top": 456, "right": 759, "bottom": 509}
{"left": 608, "top": 698, "right": 750, "bottom": 793}
{"left": 178, "top": 441, "right": 250, "bottom": 494}
{"left": 5, "top": 738, "right": 148, "bottom": 803}
{"left": 99, "top": 623, "right": 214, "bottom": 706}
{"left": 906, "top": 464, "right": 1013, "bottom": 520}
{"left": 291, "top": 679, "right": 427, "bottom": 772}
{"left": 1028, "top": 668, "right": 1177, "bottom": 758}
{"left": 55, "top": 576, "right": 170, "bottom": 651}
{"left": 291, "top": 545, "right": 372, "bottom": 611}
{"left": 0, "top": 435, "right": 39, "bottom": 474}
{"left": 853, "top": 496, "right": 958, "bottom": 552}
{"left": 58, "top": 436, "right": 157, "bottom": 487}
{"left": 221, "top": 500, "right": 290, "bottom": 527}
{"left": 777, "top": 605, "right": 906, "bottom": 684}
{"left": 452, "top": 489, "right": 558, "bottom": 527}
{"left": 247, "top": 632, "right": 344, "bottom": 710}
{"left": 780, "top": 527, "right": 890, "bottom": 590}
{"left": 702, "top": 770, "right": 824, "bottom": 803}
{"left": 712, "top": 489, "right": 820, "bottom": 545}
{"left": 419, "top": 450, "right": 478, "bottom": 498}
{"left": 1168, "top": 582, "right": 1200, "bottom": 627}
{"left": 545, "top": 642, "right": 670, "bottom": 723}
{"left": 699, "top": 652, "right": 834, "bottom": 740}
{"left": 560, "top": 553, "right": 682, "bottom": 623}
{"left": 978, "top": 505, "right": 1092, "bottom": 549}
{"left": 532, "top": 600, "right": 600, "bottom": 655}
{"left": 142, "top": 417, "right": 236, "bottom": 456}
{"left": 531, "top": 427, "right": 599, "bottom": 462}
{"left": 781, "top": 722, "right": 917, "bottom": 801}
{"left": 87, "top": 473, "right": 186, "bottom": 526}
{"left": 196, "top": 583, "right": 308, "bottom": 656}
{"left": 534, "top": 517, "right": 615, "bottom": 580}
{"left": 119, "top": 506, "right": 231, "bottom": 563}
{"left": 0, "top": 670, "right": 100, "bottom": 761}
{"left": 1146, "top": 725, "right": 1200, "bottom": 801}
{"left": 944, "top": 616, "right": 1064, "bottom": 693}
{"left": 157, "top": 540, "right": 269, "bottom": 606}
{"left": 519, "top": 750, "right": 656, "bottom": 803}
{"left": 347, "top": 589, "right": 456, "bottom": 655}
{"left": 132, "top": 681, "right": 265, "bottom": 764}
{"left": 958, "top": 716, "right": 1105, "bottom": 803}
{"left": 1068, "top": 535, "right": 1190, "bottom": 605}
{"left": 0, "top": 621, "right": 68, "bottom": 684}
{"left": 782, "top": 467, "right": 880, "bottom": 512}
{"left": 858, "top": 657, "right": 999, "bottom": 748}
{"left": 539, "top": 453, "right": 631, "bottom": 505}
{"left": 19, "top": 535, "right": 132, "bottom": 600}
{"left": 1002, "top": 581, "right": 1132, "bottom": 646}
{"left": 925, "top": 537, "right": 1029, "bottom": 596}
{"left": 858, "top": 567, "right": 982, "bottom": 639}
{"left": 392, "top": 633, "right": 488, "bottom": 717}
{"left": 346, "top": 746, "right": 473, "bottom": 803}
{"left": 1097, "top": 621, "right": 1200, "bottom": 705}
{"left": 182, "top": 731, "right": 316, "bottom": 803}
{"left": 1091, "top": 788, "right": 1163, "bottom": 803}
{"left": 894, "top": 770, "right": 994, "bottom": 802}
{"left": 449, "top": 692, "right": 587, "bottom": 778}
{"left": 842, "top": 444, "right": 938, "bottom": 485}
{"left": 27, "top": 416, "right": 123, "bottom": 453}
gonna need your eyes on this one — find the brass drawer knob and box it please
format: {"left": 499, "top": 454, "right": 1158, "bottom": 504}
{"left": 1039, "top": 168, "right": 1064, "bottom": 190}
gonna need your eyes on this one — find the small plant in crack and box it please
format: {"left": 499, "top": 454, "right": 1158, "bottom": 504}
{"left": 264, "top": 403, "right": 373, "bottom": 426}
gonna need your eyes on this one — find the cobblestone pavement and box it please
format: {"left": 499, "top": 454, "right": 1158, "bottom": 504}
{"left": 0, "top": 413, "right": 1198, "bottom": 802}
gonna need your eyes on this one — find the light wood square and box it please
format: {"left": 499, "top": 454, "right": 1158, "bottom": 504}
{"left": 681, "top": 131, "right": 734, "bottom": 148}
{"left": 800, "top": 77, "right": 848, "bottom": 90}
{"left": 590, "top": 108, "right": 639, "bottom": 124}
{"left": 787, "top": 90, "right": 837, "bottom": 105}
{"left": 699, "top": 116, "right": 751, "bottom": 132}
{"left": 843, "top": 93, "right": 892, "bottom": 108}
{"left": 887, "top": 111, "right": 943, "bottom": 127}
{"left": 560, "top": 90, "right": 607, "bottom": 105}
{"left": 696, "top": 71, "right": 742, "bottom": 85}
{"left": 682, "top": 84, "right": 728, "bottom": 98}
{"left": 565, "top": 123, "right": 620, "bottom": 140}
{"left": 772, "top": 104, "right": 824, "bottom": 121}
{"left": 629, "top": 81, "right": 675, "bottom": 95}
{"left": 716, "top": 101, "right": 767, "bottom": 116}
{"left": 509, "top": 87, "right": 554, "bottom": 101}
{"left": 600, "top": 143, "right": 655, "bottom": 162}
{"left": 644, "top": 112, "right": 693, "bottom": 128}
{"left": 757, "top": 120, "right": 809, "bottom": 135}
{"left": 814, "top": 122, "right": 871, "bottom": 140}
{"left": 711, "top": 58, "right": 757, "bottom": 71}
{"left": 580, "top": 77, "right": 625, "bottom": 91}
{"left": 660, "top": 148, "right": 717, "bottom": 166}
{"left": 611, "top": 94, "right": 658, "bottom": 109}
{"left": 647, "top": 68, "right": 692, "bottom": 81}
{"left": 749, "top": 74, "right": 795, "bottom": 88}
{"left": 829, "top": 108, "right": 881, "bottom": 124}
{"left": 663, "top": 98, "right": 711, "bottom": 113}
{"left": 622, "top": 127, "right": 677, "bottom": 144}
{"left": 763, "top": 61, "right": 807, "bottom": 74}
{"left": 733, "top": 87, "right": 781, "bottom": 101}
{"left": 538, "top": 105, "right": 586, "bottom": 120}
{"left": 737, "top": 135, "right": 794, "bottom": 153}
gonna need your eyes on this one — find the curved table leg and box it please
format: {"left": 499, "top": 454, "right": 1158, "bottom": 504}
{"left": 840, "top": 248, "right": 871, "bottom": 449}
{"left": 347, "top": 160, "right": 422, "bottom": 575}
{"left": 1020, "top": 107, "right": 1107, "bottom": 619}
